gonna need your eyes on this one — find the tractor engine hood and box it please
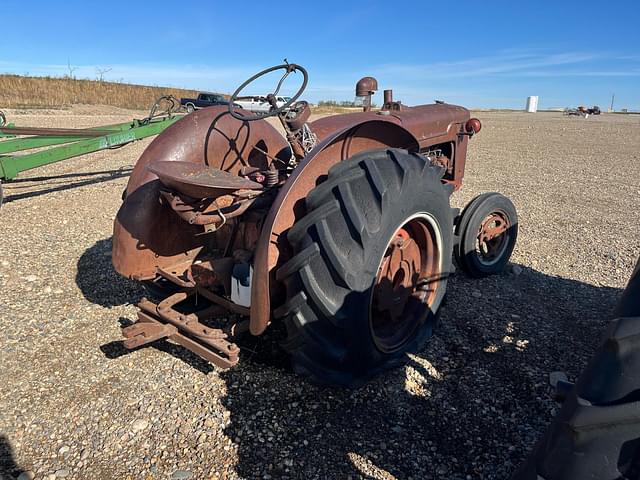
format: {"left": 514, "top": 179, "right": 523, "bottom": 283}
{"left": 311, "top": 103, "right": 470, "bottom": 150}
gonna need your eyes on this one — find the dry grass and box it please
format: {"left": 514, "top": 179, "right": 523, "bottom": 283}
{"left": 311, "top": 105, "right": 363, "bottom": 114}
{"left": 0, "top": 74, "right": 201, "bottom": 110}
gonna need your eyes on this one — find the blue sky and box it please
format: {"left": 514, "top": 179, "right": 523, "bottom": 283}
{"left": 1, "top": 0, "right": 639, "bottom": 109}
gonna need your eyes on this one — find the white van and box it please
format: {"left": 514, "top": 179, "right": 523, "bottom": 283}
{"left": 233, "top": 95, "right": 291, "bottom": 113}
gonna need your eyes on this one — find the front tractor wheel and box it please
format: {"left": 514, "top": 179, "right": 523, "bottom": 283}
{"left": 454, "top": 192, "right": 518, "bottom": 277}
{"left": 276, "top": 149, "right": 454, "bottom": 386}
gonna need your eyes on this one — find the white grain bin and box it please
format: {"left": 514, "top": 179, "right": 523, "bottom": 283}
{"left": 526, "top": 96, "right": 539, "bottom": 113}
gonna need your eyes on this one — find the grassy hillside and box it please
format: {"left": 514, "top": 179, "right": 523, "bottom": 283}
{"left": 0, "top": 74, "right": 201, "bottom": 110}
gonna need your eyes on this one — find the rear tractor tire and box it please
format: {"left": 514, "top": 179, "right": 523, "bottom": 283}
{"left": 276, "top": 149, "right": 454, "bottom": 386}
{"left": 454, "top": 192, "right": 518, "bottom": 278}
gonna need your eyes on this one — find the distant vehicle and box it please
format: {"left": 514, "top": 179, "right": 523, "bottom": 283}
{"left": 180, "top": 93, "right": 234, "bottom": 113}
{"left": 233, "top": 95, "right": 292, "bottom": 113}
{"left": 564, "top": 105, "right": 601, "bottom": 117}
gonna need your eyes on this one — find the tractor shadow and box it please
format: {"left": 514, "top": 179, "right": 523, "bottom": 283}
{"left": 1, "top": 167, "right": 132, "bottom": 204}
{"left": 218, "top": 265, "right": 622, "bottom": 479}
{"left": 74, "top": 237, "right": 624, "bottom": 477}
{"left": 75, "top": 237, "right": 144, "bottom": 308}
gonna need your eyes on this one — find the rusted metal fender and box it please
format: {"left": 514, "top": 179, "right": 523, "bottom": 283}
{"left": 249, "top": 116, "right": 423, "bottom": 335}
{"left": 112, "top": 106, "right": 289, "bottom": 280}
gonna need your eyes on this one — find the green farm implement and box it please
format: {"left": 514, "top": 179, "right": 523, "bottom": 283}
{"left": 0, "top": 96, "right": 183, "bottom": 206}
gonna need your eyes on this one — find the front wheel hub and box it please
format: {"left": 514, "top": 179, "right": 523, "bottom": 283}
{"left": 476, "top": 212, "right": 510, "bottom": 265}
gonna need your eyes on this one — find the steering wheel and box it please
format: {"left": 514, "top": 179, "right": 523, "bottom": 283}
{"left": 228, "top": 63, "right": 308, "bottom": 121}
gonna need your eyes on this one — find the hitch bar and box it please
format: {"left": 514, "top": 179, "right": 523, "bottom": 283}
{"left": 122, "top": 290, "right": 240, "bottom": 369}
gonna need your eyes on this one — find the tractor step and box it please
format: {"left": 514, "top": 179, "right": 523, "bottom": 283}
{"left": 122, "top": 290, "right": 240, "bottom": 369}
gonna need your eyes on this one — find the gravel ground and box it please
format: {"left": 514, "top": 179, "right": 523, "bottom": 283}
{"left": 0, "top": 107, "right": 639, "bottom": 480}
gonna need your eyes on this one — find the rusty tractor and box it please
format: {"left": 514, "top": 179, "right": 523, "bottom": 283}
{"left": 112, "top": 63, "right": 518, "bottom": 386}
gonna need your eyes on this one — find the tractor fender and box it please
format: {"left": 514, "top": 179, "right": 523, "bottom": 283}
{"left": 112, "top": 106, "right": 289, "bottom": 280}
{"left": 250, "top": 119, "right": 420, "bottom": 335}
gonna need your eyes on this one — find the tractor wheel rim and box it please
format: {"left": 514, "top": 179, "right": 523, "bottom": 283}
{"left": 370, "top": 213, "right": 443, "bottom": 353}
{"left": 476, "top": 212, "right": 510, "bottom": 266}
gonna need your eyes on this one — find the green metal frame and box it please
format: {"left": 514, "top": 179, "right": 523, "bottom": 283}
{"left": 0, "top": 116, "right": 182, "bottom": 181}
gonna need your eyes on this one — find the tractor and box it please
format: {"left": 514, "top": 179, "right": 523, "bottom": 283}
{"left": 112, "top": 63, "right": 518, "bottom": 386}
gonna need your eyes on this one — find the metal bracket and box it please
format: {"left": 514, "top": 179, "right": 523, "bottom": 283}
{"left": 121, "top": 291, "right": 241, "bottom": 369}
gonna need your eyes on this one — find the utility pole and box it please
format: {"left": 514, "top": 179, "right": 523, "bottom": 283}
{"left": 610, "top": 93, "right": 615, "bottom": 113}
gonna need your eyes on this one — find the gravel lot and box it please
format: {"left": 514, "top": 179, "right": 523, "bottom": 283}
{"left": 1, "top": 107, "right": 639, "bottom": 480}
